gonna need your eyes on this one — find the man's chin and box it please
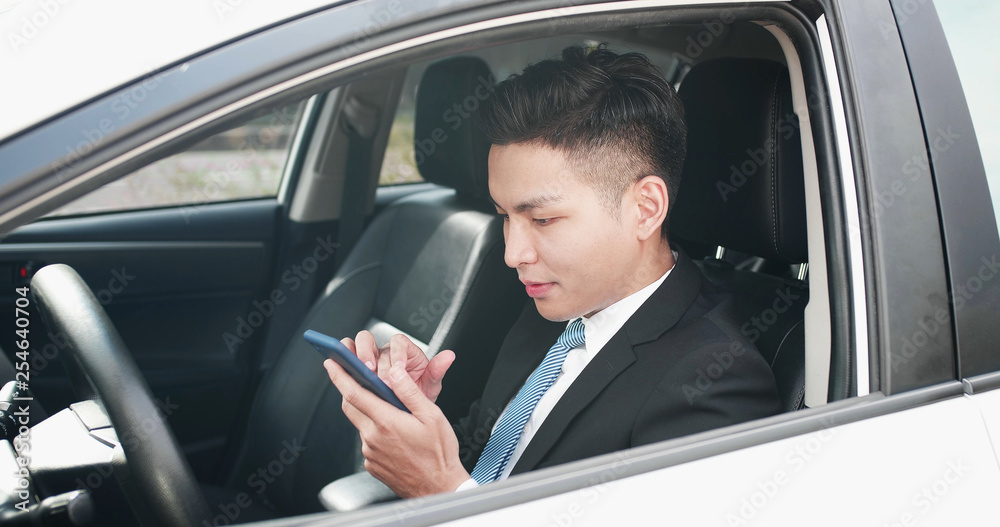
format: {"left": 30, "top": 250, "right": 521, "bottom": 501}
{"left": 532, "top": 298, "right": 577, "bottom": 322}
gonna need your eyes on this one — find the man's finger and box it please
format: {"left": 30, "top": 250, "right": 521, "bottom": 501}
{"left": 426, "top": 350, "right": 456, "bottom": 385}
{"left": 354, "top": 331, "right": 379, "bottom": 371}
{"left": 399, "top": 335, "right": 429, "bottom": 375}
{"left": 340, "top": 396, "right": 375, "bottom": 435}
{"left": 387, "top": 362, "right": 434, "bottom": 417}
{"left": 389, "top": 334, "right": 414, "bottom": 371}
{"left": 377, "top": 344, "right": 393, "bottom": 383}
{"left": 324, "top": 359, "right": 388, "bottom": 427}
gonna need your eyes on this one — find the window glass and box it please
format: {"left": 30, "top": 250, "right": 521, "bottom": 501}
{"left": 378, "top": 69, "right": 424, "bottom": 186}
{"left": 936, "top": 0, "right": 1000, "bottom": 231}
{"left": 46, "top": 101, "right": 306, "bottom": 217}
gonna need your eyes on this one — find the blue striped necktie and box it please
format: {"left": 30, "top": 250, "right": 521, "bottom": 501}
{"left": 471, "top": 318, "right": 586, "bottom": 484}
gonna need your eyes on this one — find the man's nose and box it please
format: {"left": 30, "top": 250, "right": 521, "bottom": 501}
{"left": 504, "top": 222, "right": 537, "bottom": 268}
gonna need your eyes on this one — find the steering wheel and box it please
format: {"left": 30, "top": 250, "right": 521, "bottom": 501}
{"left": 31, "top": 264, "right": 211, "bottom": 526}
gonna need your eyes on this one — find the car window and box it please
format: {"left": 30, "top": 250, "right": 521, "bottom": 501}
{"left": 935, "top": 0, "right": 1000, "bottom": 232}
{"left": 45, "top": 101, "right": 306, "bottom": 217}
{"left": 378, "top": 70, "right": 424, "bottom": 186}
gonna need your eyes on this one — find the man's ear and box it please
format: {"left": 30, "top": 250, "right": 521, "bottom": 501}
{"left": 631, "top": 175, "right": 669, "bottom": 242}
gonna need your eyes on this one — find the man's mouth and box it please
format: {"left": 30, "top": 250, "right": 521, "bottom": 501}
{"left": 522, "top": 281, "right": 554, "bottom": 298}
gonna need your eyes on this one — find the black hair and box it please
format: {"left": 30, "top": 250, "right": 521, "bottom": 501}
{"left": 478, "top": 44, "right": 687, "bottom": 237}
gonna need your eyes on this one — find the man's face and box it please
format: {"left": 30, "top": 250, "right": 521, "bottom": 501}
{"left": 489, "top": 142, "right": 644, "bottom": 321}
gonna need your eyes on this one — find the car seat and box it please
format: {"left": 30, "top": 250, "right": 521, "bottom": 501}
{"left": 672, "top": 57, "right": 810, "bottom": 412}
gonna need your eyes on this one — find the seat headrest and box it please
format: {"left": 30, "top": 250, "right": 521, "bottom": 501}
{"left": 414, "top": 56, "right": 494, "bottom": 198}
{"left": 671, "top": 58, "right": 807, "bottom": 263}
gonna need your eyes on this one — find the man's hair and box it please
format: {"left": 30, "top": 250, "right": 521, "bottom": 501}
{"left": 478, "top": 44, "right": 687, "bottom": 237}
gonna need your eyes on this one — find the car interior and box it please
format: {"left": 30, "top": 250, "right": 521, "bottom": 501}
{"left": 0, "top": 10, "right": 843, "bottom": 525}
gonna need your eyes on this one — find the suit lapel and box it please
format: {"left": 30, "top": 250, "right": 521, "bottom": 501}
{"left": 510, "top": 330, "right": 637, "bottom": 474}
{"left": 511, "top": 251, "right": 704, "bottom": 474}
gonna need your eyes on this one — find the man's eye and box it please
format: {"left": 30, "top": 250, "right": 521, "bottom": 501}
{"left": 534, "top": 218, "right": 553, "bottom": 225}
{"left": 499, "top": 214, "right": 510, "bottom": 221}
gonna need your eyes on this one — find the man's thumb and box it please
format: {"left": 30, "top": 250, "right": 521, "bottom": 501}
{"left": 427, "top": 350, "right": 456, "bottom": 384}
{"left": 389, "top": 362, "right": 430, "bottom": 413}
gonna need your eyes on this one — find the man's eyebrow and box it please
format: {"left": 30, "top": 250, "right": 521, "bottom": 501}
{"left": 511, "top": 193, "right": 564, "bottom": 214}
{"left": 490, "top": 193, "right": 565, "bottom": 213}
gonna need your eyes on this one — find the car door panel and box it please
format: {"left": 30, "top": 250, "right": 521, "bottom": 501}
{"left": 0, "top": 199, "right": 281, "bottom": 479}
{"left": 428, "top": 394, "right": 1000, "bottom": 526}
{"left": 967, "top": 384, "right": 1000, "bottom": 469}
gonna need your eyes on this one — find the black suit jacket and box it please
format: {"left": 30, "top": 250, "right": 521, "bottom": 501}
{"left": 454, "top": 251, "right": 782, "bottom": 474}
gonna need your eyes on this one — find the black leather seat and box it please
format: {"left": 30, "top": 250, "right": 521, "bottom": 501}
{"left": 672, "top": 58, "right": 810, "bottom": 412}
{"left": 210, "top": 56, "right": 524, "bottom": 518}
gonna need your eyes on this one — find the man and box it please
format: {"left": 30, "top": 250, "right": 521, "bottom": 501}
{"left": 324, "top": 44, "right": 782, "bottom": 498}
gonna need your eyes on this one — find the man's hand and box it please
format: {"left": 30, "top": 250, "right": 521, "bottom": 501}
{"left": 341, "top": 331, "right": 455, "bottom": 403}
{"left": 324, "top": 359, "right": 471, "bottom": 497}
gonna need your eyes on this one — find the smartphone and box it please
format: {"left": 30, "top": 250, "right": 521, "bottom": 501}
{"left": 304, "top": 329, "right": 410, "bottom": 413}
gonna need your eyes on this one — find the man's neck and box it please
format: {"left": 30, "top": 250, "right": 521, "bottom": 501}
{"left": 585, "top": 244, "right": 676, "bottom": 319}
{"left": 630, "top": 240, "right": 675, "bottom": 291}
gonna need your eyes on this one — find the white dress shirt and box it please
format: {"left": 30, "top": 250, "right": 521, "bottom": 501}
{"left": 456, "top": 259, "right": 675, "bottom": 491}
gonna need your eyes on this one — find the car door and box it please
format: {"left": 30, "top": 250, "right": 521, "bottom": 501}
{"left": 307, "top": 0, "right": 1000, "bottom": 524}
